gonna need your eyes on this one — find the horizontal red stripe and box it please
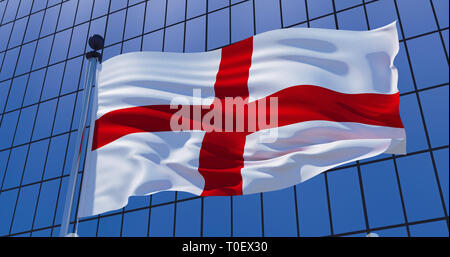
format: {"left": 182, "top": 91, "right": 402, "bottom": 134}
{"left": 92, "top": 85, "right": 403, "bottom": 150}
{"left": 257, "top": 85, "right": 403, "bottom": 130}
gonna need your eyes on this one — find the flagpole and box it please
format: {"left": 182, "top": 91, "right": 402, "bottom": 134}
{"left": 59, "top": 35, "right": 104, "bottom": 237}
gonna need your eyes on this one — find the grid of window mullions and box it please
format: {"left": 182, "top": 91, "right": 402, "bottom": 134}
{"left": 392, "top": 0, "right": 448, "bottom": 231}
{"left": 0, "top": 0, "right": 87, "bottom": 237}
{"left": 0, "top": 1, "right": 448, "bottom": 83}
{"left": 0, "top": 0, "right": 448, "bottom": 237}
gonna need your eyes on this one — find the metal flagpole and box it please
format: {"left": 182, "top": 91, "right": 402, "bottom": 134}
{"left": 59, "top": 35, "right": 104, "bottom": 237}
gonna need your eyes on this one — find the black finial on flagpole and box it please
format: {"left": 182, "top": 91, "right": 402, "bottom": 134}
{"left": 89, "top": 34, "right": 104, "bottom": 50}
{"left": 86, "top": 34, "right": 104, "bottom": 62}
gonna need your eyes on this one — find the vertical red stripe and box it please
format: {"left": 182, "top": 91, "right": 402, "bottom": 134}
{"left": 198, "top": 37, "right": 253, "bottom": 196}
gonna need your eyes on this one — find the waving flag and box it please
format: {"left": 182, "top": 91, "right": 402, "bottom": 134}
{"left": 78, "top": 23, "right": 405, "bottom": 217}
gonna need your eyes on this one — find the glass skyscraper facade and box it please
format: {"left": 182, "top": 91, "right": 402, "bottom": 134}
{"left": 0, "top": 0, "right": 448, "bottom": 237}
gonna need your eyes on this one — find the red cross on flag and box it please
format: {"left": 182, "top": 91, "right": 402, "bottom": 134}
{"left": 78, "top": 23, "right": 405, "bottom": 217}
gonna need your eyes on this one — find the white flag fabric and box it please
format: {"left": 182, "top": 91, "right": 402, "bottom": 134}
{"left": 78, "top": 22, "right": 405, "bottom": 217}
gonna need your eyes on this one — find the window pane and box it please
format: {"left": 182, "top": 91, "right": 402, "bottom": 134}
{"left": 31, "top": 228, "right": 52, "bottom": 237}
{"left": 408, "top": 34, "right": 448, "bottom": 89}
{"left": 92, "top": 0, "right": 109, "bottom": 19}
{"left": 43, "top": 133, "right": 68, "bottom": 180}
{"left": 17, "top": 0, "right": 33, "bottom": 18}
{"left": 396, "top": 0, "right": 437, "bottom": 38}
{"left": 208, "top": 0, "right": 228, "bottom": 12}
{"left": 334, "top": 0, "right": 361, "bottom": 11}
{"left": 0, "top": 49, "right": 20, "bottom": 81}
{"left": 0, "top": 23, "right": 13, "bottom": 52}
{"left": 16, "top": 42, "right": 36, "bottom": 75}
{"left": 77, "top": 218, "right": 98, "bottom": 237}
{"left": 53, "top": 93, "right": 76, "bottom": 135}
{"left": 185, "top": 17, "right": 206, "bottom": 52}
{"left": 376, "top": 226, "right": 408, "bottom": 237}
{"left": 361, "top": 160, "right": 405, "bottom": 228}
{"left": 5, "top": 75, "right": 28, "bottom": 112}
{"left": 11, "top": 184, "right": 40, "bottom": 234}
{"left": 396, "top": 154, "right": 445, "bottom": 222}
{"left": 166, "top": 0, "right": 186, "bottom": 26}
{"left": 41, "top": 5, "right": 60, "bottom": 37}
{"left": 0, "top": 110, "right": 20, "bottom": 149}
{"left": 32, "top": 36, "right": 53, "bottom": 70}
{"left": 309, "top": 14, "right": 336, "bottom": 29}
{"left": 366, "top": 0, "right": 402, "bottom": 39}
{"left": 306, "top": 0, "right": 333, "bottom": 19}
{"left": 22, "top": 139, "right": 49, "bottom": 185}
{"left": 254, "top": 0, "right": 281, "bottom": 33}
{"left": 433, "top": 149, "right": 449, "bottom": 214}
{"left": 105, "top": 10, "right": 126, "bottom": 46}
{"left": 125, "top": 195, "right": 150, "bottom": 211}
{"left": 23, "top": 69, "right": 45, "bottom": 106}
{"left": 174, "top": 198, "right": 201, "bottom": 236}
{"left": 280, "top": 0, "right": 306, "bottom": 27}
{"left": 76, "top": 0, "right": 93, "bottom": 24}
{"left": 124, "top": 3, "right": 145, "bottom": 40}
{"left": 42, "top": 63, "right": 65, "bottom": 100}
{"left": 164, "top": 23, "right": 184, "bottom": 52}
{"left": 110, "top": 0, "right": 127, "bottom": 12}
{"left": 142, "top": 30, "right": 164, "bottom": 51}
{"left": 327, "top": 167, "right": 366, "bottom": 234}
{"left": 419, "top": 86, "right": 449, "bottom": 148}
{"left": 33, "top": 179, "right": 60, "bottom": 229}
{"left": 149, "top": 204, "right": 174, "bottom": 236}
{"left": 144, "top": 0, "right": 167, "bottom": 33}
{"left": 13, "top": 105, "right": 37, "bottom": 146}
{"left": 122, "top": 209, "right": 149, "bottom": 237}
{"left": 337, "top": 6, "right": 367, "bottom": 31}
{"left": 231, "top": 0, "right": 253, "bottom": 43}
{"left": 57, "top": 0, "right": 77, "bottom": 31}
{"left": 2, "top": 145, "right": 28, "bottom": 189}
{"left": 187, "top": 0, "right": 206, "bottom": 19}
{"left": 233, "top": 194, "right": 262, "bottom": 236}
{"left": 263, "top": 187, "right": 298, "bottom": 236}
{"left": 0, "top": 150, "right": 10, "bottom": 186}
{"left": 32, "top": 99, "right": 57, "bottom": 140}
{"left": 410, "top": 220, "right": 449, "bottom": 237}
{"left": 50, "top": 30, "right": 72, "bottom": 64}
{"left": 0, "top": 189, "right": 19, "bottom": 236}
{"left": 399, "top": 94, "right": 428, "bottom": 152}
{"left": 207, "top": 8, "right": 229, "bottom": 50}
{"left": 151, "top": 191, "right": 175, "bottom": 206}
{"left": 97, "top": 214, "right": 122, "bottom": 236}
{"left": 432, "top": 0, "right": 449, "bottom": 28}
{"left": 61, "top": 57, "right": 82, "bottom": 94}
{"left": 2, "top": 0, "right": 20, "bottom": 23}
{"left": 298, "top": 174, "right": 331, "bottom": 236}
{"left": 9, "top": 18, "right": 27, "bottom": 48}
{"left": 204, "top": 196, "right": 230, "bottom": 236}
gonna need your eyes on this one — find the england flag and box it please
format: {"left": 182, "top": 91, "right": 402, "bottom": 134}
{"left": 78, "top": 22, "right": 405, "bottom": 217}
